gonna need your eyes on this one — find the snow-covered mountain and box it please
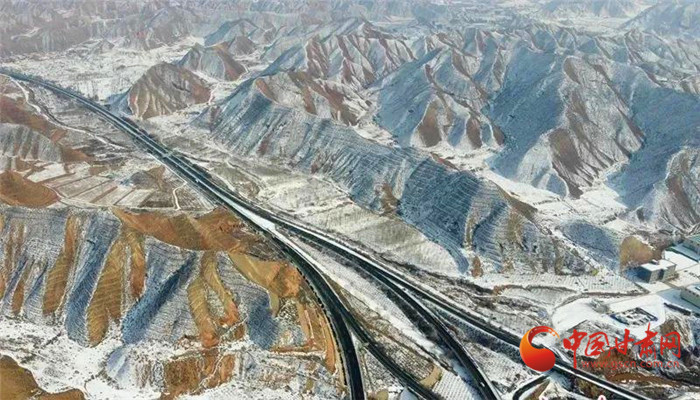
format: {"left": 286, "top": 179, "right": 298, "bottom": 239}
{"left": 178, "top": 43, "right": 247, "bottom": 81}
{"left": 128, "top": 62, "right": 211, "bottom": 118}
{"left": 0, "top": 75, "right": 342, "bottom": 399}
{"left": 624, "top": 0, "right": 700, "bottom": 36}
{"left": 541, "top": 0, "right": 645, "bottom": 18}
{"left": 2, "top": 1, "right": 699, "bottom": 398}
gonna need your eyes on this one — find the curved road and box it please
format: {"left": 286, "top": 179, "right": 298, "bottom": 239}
{"left": 1, "top": 71, "right": 362, "bottom": 400}
{"left": 280, "top": 217, "right": 652, "bottom": 400}
{"left": 512, "top": 375, "right": 548, "bottom": 400}
{"left": 3, "top": 71, "right": 449, "bottom": 400}
{"left": 6, "top": 70, "right": 650, "bottom": 400}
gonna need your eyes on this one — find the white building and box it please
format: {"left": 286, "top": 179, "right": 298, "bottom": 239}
{"left": 637, "top": 259, "right": 676, "bottom": 283}
{"left": 685, "top": 235, "right": 700, "bottom": 254}
{"left": 680, "top": 284, "right": 700, "bottom": 308}
{"left": 669, "top": 235, "right": 700, "bottom": 262}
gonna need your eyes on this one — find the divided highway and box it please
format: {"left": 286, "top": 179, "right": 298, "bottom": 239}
{"left": 276, "top": 204, "right": 652, "bottom": 400}
{"left": 4, "top": 71, "right": 451, "bottom": 400}
{"left": 5, "top": 70, "right": 650, "bottom": 400}
{"left": 1, "top": 71, "right": 362, "bottom": 400}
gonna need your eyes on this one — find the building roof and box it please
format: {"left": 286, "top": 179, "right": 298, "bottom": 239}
{"left": 640, "top": 259, "right": 675, "bottom": 271}
{"left": 668, "top": 244, "right": 700, "bottom": 262}
{"left": 663, "top": 251, "right": 698, "bottom": 269}
{"left": 683, "top": 284, "right": 700, "bottom": 295}
{"left": 687, "top": 235, "right": 700, "bottom": 244}
{"left": 640, "top": 263, "right": 663, "bottom": 272}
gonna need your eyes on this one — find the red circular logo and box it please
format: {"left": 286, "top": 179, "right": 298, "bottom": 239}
{"left": 520, "top": 326, "right": 559, "bottom": 372}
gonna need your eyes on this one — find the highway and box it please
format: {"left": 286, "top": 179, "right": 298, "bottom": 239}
{"left": 3, "top": 71, "right": 450, "bottom": 400}
{"left": 4, "top": 70, "right": 650, "bottom": 400}
{"left": 281, "top": 217, "right": 652, "bottom": 400}
{"left": 1, "top": 71, "right": 361, "bottom": 400}
{"left": 512, "top": 375, "right": 548, "bottom": 400}
{"left": 294, "top": 231, "right": 501, "bottom": 400}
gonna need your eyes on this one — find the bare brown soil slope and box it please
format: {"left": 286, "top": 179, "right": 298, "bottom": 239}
{"left": 128, "top": 63, "right": 211, "bottom": 119}
{"left": 0, "top": 170, "right": 59, "bottom": 207}
{"left": 0, "top": 355, "right": 85, "bottom": 400}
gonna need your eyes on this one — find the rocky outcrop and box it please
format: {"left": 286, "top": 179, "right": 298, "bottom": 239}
{"left": 254, "top": 70, "right": 369, "bottom": 125}
{"left": 263, "top": 19, "right": 415, "bottom": 87}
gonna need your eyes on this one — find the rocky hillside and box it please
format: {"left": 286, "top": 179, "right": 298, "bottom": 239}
{"left": 0, "top": 74, "right": 343, "bottom": 399}
{"left": 637, "top": 148, "right": 700, "bottom": 229}
{"left": 196, "top": 76, "right": 589, "bottom": 274}
{"left": 128, "top": 62, "right": 211, "bottom": 118}
{"left": 0, "top": 205, "right": 341, "bottom": 399}
{"left": 185, "top": 12, "right": 699, "bottom": 223}
{"left": 624, "top": 0, "right": 700, "bottom": 36}
{"left": 541, "top": 0, "right": 645, "bottom": 18}
{"left": 231, "top": 15, "right": 700, "bottom": 233}
{"left": 178, "top": 43, "right": 247, "bottom": 81}
{"left": 4, "top": 0, "right": 695, "bottom": 256}
{"left": 2, "top": 1, "right": 700, "bottom": 398}
{"left": 0, "top": 1, "right": 208, "bottom": 57}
